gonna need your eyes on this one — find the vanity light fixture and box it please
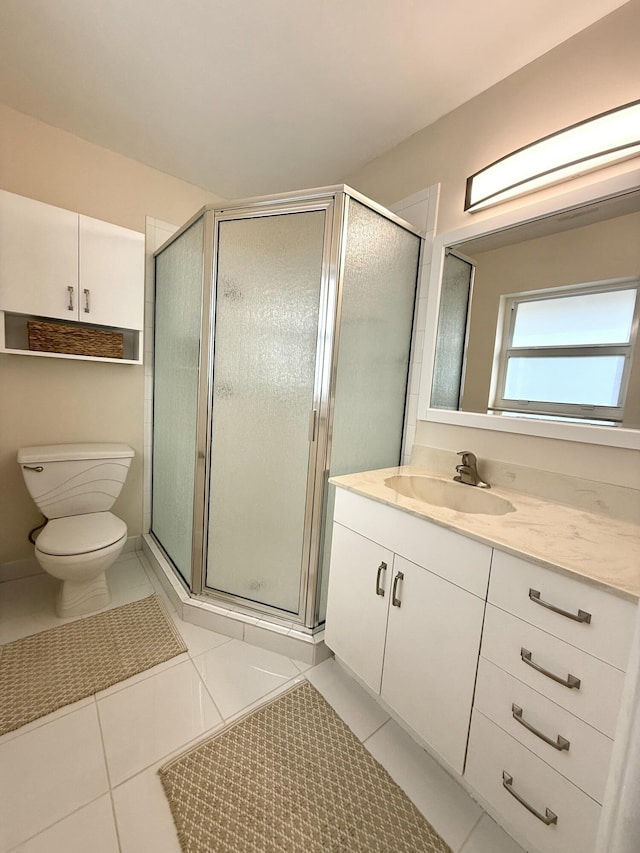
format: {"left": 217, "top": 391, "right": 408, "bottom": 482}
{"left": 464, "top": 99, "right": 640, "bottom": 212}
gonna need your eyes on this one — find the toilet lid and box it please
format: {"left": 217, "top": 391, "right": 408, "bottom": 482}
{"left": 36, "top": 512, "right": 127, "bottom": 556}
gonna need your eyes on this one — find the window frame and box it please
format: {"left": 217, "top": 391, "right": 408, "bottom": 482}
{"left": 490, "top": 277, "right": 640, "bottom": 423}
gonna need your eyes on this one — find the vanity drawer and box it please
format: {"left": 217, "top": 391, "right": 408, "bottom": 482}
{"left": 489, "top": 550, "right": 636, "bottom": 670}
{"left": 465, "top": 710, "right": 601, "bottom": 853}
{"left": 333, "top": 488, "right": 491, "bottom": 598}
{"left": 481, "top": 604, "right": 625, "bottom": 737}
{"left": 474, "top": 657, "right": 613, "bottom": 803}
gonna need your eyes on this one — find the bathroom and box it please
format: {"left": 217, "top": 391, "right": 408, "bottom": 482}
{"left": 0, "top": 2, "right": 639, "bottom": 852}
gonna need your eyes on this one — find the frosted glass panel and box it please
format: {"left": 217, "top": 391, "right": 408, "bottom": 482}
{"left": 431, "top": 254, "right": 473, "bottom": 409}
{"left": 504, "top": 355, "right": 625, "bottom": 406}
{"left": 152, "top": 218, "right": 204, "bottom": 583}
{"left": 512, "top": 288, "right": 637, "bottom": 346}
{"left": 206, "top": 211, "right": 325, "bottom": 613}
{"left": 319, "top": 200, "right": 420, "bottom": 621}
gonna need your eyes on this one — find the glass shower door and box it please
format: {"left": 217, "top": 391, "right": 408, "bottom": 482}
{"left": 205, "top": 209, "right": 327, "bottom": 614}
{"left": 317, "top": 199, "right": 421, "bottom": 622}
{"left": 152, "top": 218, "right": 204, "bottom": 584}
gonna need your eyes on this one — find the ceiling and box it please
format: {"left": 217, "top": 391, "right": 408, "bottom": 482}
{"left": 0, "top": 0, "right": 630, "bottom": 199}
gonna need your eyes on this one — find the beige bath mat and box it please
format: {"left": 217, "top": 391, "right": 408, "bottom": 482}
{"left": 159, "top": 680, "right": 453, "bottom": 853}
{"left": 0, "top": 594, "right": 186, "bottom": 736}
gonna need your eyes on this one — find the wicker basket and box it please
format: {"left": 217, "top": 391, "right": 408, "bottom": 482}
{"left": 27, "top": 320, "right": 124, "bottom": 359}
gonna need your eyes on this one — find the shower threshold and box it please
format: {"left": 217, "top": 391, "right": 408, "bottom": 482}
{"left": 142, "top": 535, "right": 331, "bottom": 667}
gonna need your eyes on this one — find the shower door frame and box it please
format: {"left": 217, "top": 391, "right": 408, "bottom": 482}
{"left": 151, "top": 185, "right": 422, "bottom": 629}
{"left": 194, "top": 194, "right": 344, "bottom": 627}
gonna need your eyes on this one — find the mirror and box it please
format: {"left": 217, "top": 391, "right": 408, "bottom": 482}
{"left": 421, "top": 173, "right": 640, "bottom": 448}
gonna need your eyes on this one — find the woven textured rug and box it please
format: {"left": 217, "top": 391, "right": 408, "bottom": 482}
{"left": 159, "top": 680, "right": 453, "bottom": 853}
{"left": 0, "top": 594, "right": 186, "bottom": 736}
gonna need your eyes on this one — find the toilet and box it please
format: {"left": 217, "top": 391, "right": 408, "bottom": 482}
{"left": 17, "top": 443, "right": 135, "bottom": 618}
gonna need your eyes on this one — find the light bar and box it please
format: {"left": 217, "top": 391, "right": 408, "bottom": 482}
{"left": 465, "top": 99, "right": 640, "bottom": 213}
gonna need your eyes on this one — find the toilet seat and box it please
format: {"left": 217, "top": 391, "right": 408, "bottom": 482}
{"left": 36, "top": 511, "right": 127, "bottom": 556}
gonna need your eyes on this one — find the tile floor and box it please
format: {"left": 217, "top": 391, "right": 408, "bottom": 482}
{"left": 0, "top": 552, "right": 525, "bottom": 853}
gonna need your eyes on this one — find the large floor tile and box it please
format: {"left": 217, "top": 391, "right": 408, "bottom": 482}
{"left": 0, "top": 612, "right": 58, "bottom": 645}
{"left": 13, "top": 794, "right": 119, "bottom": 853}
{"left": 460, "top": 814, "right": 525, "bottom": 853}
{"left": 106, "top": 554, "right": 153, "bottom": 594}
{"left": 112, "top": 762, "right": 182, "bottom": 853}
{"left": 192, "top": 639, "right": 301, "bottom": 720}
{"left": 97, "top": 659, "right": 222, "bottom": 785}
{"left": 0, "top": 704, "right": 109, "bottom": 852}
{"left": 364, "top": 719, "right": 482, "bottom": 853}
{"left": 0, "top": 574, "right": 58, "bottom": 622}
{"left": 0, "top": 696, "right": 94, "bottom": 748}
{"left": 95, "top": 652, "right": 190, "bottom": 700}
{"left": 171, "top": 613, "right": 233, "bottom": 658}
{"left": 306, "top": 658, "right": 390, "bottom": 741}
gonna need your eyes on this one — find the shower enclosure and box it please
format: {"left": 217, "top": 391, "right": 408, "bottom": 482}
{"left": 152, "top": 186, "right": 421, "bottom": 629}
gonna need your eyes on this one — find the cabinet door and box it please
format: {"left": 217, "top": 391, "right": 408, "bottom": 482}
{"left": 381, "top": 556, "right": 485, "bottom": 773}
{"left": 324, "top": 523, "right": 392, "bottom": 694}
{"left": 0, "top": 190, "right": 78, "bottom": 319}
{"left": 79, "top": 216, "right": 144, "bottom": 329}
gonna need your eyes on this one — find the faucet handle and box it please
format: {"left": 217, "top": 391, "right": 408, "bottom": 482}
{"left": 457, "top": 450, "right": 477, "bottom": 466}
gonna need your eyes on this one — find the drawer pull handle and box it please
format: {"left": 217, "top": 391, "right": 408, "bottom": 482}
{"left": 529, "top": 589, "right": 591, "bottom": 624}
{"left": 512, "top": 704, "right": 570, "bottom": 751}
{"left": 375, "top": 562, "right": 387, "bottom": 597}
{"left": 83, "top": 288, "right": 90, "bottom": 313}
{"left": 391, "top": 571, "right": 404, "bottom": 608}
{"left": 502, "top": 771, "right": 558, "bottom": 826}
{"left": 67, "top": 285, "right": 74, "bottom": 311}
{"left": 520, "top": 648, "right": 581, "bottom": 690}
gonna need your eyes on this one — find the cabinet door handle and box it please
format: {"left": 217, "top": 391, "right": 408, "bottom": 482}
{"left": 502, "top": 771, "right": 558, "bottom": 825}
{"left": 391, "top": 571, "right": 404, "bottom": 608}
{"left": 512, "top": 704, "right": 570, "bottom": 751}
{"left": 375, "top": 562, "right": 387, "bottom": 597}
{"left": 83, "top": 288, "right": 90, "bottom": 313}
{"left": 67, "top": 285, "right": 75, "bottom": 311}
{"left": 520, "top": 648, "right": 581, "bottom": 690}
{"left": 529, "top": 589, "right": 591, "bottom": 624}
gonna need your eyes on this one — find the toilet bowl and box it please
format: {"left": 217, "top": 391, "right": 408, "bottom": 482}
{"left": 18, "top": 443, "right": 135, "bottom": 618}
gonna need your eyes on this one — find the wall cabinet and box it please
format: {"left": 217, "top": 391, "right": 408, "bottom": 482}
{"left": 325, "top": 484, "right": 638, "bottom": 853}
{"left": 0, "top": 189, "right": 144, "bottom": 362}
{"left": 325, "top": 488, "right": 491, "bottom": 773}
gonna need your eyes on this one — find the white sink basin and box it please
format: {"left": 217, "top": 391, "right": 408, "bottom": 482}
{"left": 384, "top": 475, "right": 515, "bottom": 516}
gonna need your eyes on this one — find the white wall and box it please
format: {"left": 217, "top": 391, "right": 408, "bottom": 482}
{"left": 346, "top": 2, "right": 640, "bottom": 489}
{"left": 0, "top": 104, "right": 223, "bottom": 564}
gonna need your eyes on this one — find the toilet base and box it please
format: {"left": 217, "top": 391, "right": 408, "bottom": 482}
{"left": 56, "top": 573, "right": 112, "bottom": 618}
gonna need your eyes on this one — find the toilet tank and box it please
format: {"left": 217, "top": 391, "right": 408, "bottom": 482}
{"left": 17, "top": 443, "right": 135, "bottom": 519}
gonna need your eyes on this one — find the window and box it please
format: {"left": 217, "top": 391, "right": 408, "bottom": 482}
{"left": 491, "top": 279, "right": 639, "bottom": 423}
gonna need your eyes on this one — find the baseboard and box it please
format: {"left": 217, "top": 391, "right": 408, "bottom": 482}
{"left": 0, "top": 556, "right": 43, "bottom": 583}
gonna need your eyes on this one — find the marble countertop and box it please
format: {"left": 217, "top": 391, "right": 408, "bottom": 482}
{"left": 330, "top": 466, "right": 640, "bottom": 601}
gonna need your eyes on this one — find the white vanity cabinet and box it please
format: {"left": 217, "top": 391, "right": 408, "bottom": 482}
{"left": 325, "top": 487, "right": 491, "bottom": 773}
{"left": 465, "top": 550, "right": 637, "bottom": 853}
{"left": 0, "top": 189, "right": 144, "bottom": 360}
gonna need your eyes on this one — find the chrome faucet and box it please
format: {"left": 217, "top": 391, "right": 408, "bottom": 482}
{"left": 454, "top": 451, "right": 490, "bottom": 488}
